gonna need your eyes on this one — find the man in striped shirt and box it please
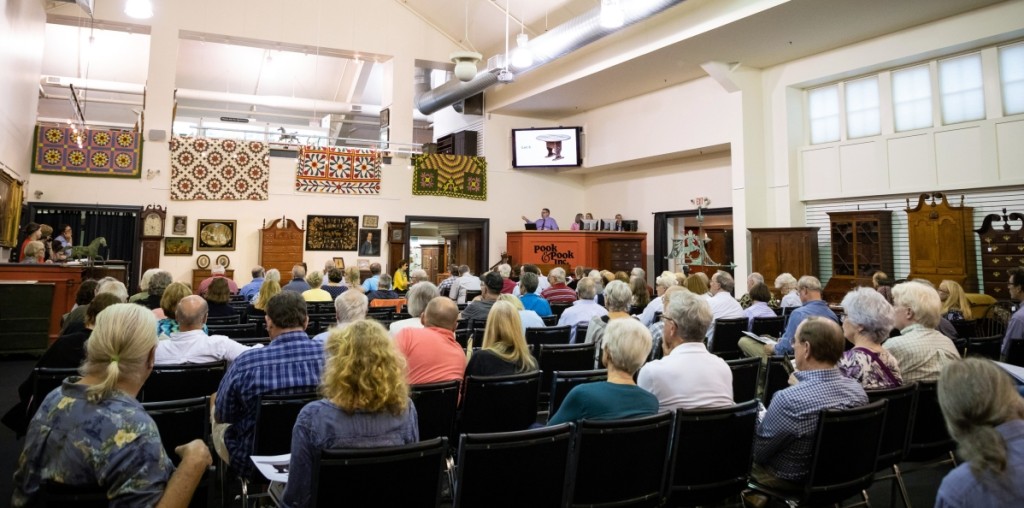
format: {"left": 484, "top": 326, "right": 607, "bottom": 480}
{"left": 541, "top": 267, "right": 577, "bottom": 304}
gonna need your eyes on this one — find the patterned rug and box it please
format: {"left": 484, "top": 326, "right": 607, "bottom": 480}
{"left": 412, "top": 154, "right": 487, "bottom": 201}
{"left": 33, "top": 125, "right": 141, "bottom": 178}
{"left": 169, "top": 136, "right": 269, "bottom": 200}
{"left": 296, "top": 146, "right": 381, "bottom": 194}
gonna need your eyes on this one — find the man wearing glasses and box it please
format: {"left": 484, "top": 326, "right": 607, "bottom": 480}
{"left": 1001, "top": 267, "right": 1024, "bottom": 360}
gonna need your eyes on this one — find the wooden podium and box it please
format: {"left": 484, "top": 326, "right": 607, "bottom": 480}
{"left": 506, "top": 231, "right": 647, "bottom": 274}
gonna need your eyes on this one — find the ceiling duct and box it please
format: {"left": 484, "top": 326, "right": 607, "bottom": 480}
{"left": 416, "top": 0, "right": 686, "bottom": 115}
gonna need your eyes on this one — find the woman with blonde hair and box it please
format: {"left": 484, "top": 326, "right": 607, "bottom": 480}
{"left": 630, "top": 276, "right": 650, "bottom": 309}
{"left": 775, "top": 272, "right": 801, "bottom": 308}
{"left": 497, "top": 294, "right": 545, "bottom": 333}
{"left": 280, "top": 319, "right": 418, "bottom": 507}
{"left": 302, "top": 271, "right": 332, "bottom": 302}
{"left": 684, "top": 274, "right": 709, "bottom": 295}
{"left": 466, "top": 301, "right": 538, "bottom": 377}
{"left": 344, "top": 266, "right": 365, "bottom": 293}
{"left": 13, "top": 304, "right": 211, "bottom": 506}
{"left": 938, "top": 279, "right": 973, "bottom": 321}
{"left": 249, "top": 279, "right": 281, "bottom": 316}
{"left": 935, "top": 358, "right": 1024, "bottom": 506}
{"left": 157, "top": 282, "right": 198, "bottom": 336}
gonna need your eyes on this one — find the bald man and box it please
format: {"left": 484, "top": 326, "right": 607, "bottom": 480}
{"left": 155, "top": 295, "right": 252, "bottom": 364}
{"left": 393, "top": 297, "right": 465, "bottom": 385}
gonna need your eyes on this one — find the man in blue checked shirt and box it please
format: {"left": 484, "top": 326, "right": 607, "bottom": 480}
{"left": 213, "top": 291, "right": 325, "bottom": 480}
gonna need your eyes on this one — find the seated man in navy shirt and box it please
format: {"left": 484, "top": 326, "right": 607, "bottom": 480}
{"left": 739, "top": 275, "right": 838, "bottom": 358}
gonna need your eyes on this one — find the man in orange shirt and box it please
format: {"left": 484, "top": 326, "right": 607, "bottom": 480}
{"left": 394, "top": 297, "right": 466, "bottom": 385}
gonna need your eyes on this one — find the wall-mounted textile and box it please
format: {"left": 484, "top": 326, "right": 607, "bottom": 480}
{"left": 412, "top": 154, "right": 487, "bottom": 201}
{"left": 306, "top": 215, "right": 359, "bottom": 251}
{"left": 296, "top": 146, "right": 381, "bottom": 195}
{"left": 33, "top": 125, "right": 141, "bottom": 178}
{"left": 169, "top": 136, "right": 269, "bottom": 200}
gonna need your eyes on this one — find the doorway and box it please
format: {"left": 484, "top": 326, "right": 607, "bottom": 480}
{"left": 652, "top": 207, "right": 734, "bottom": 277}
{"left": 403, "top": 216, "right": 489, "bottom": 284}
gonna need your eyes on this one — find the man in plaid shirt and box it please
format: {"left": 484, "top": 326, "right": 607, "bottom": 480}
{"left": 437, "top": 265, "right": 459, "bottom": 299}
{"left": 213, "top": 291, "right": 324, "bottom": 479}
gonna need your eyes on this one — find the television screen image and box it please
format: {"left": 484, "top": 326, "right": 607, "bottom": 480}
{"left": 511, "top": 127, "right": 582, "bottom": 168}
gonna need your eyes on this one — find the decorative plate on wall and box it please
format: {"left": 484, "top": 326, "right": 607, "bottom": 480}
{"left": 196, "top": 254, "right": 211, "bottom": 269}
{"left": 216, "top": 255, "right": 230, "bottom": 268}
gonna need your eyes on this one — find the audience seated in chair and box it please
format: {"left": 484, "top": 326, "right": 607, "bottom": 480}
{"left": 465, "top": 301, "right": 538, "bottom": 377}
{"left": 238, "top": 266, "right": 266, "bottom": 302}
{"left": 448, "top": 264, "right": 481, "bottom": 304}
{"left": 204, "top": 277, "right": 238, "bottom": 318}
{"left": 390, "top": 282, "right": 439, "bottom": 337}
{"left": 198, "top": 264, "right": 238, "bottom": 296}
{"left": 142, "top": 271, "right": 173, "bottom": 313}
{"left": 496, "top": 263, "right": 517, "bottom": 294}
{"left": 547, "top": 319, "right": 658, "bottom": 425}
{"left": 157, "top": 282, "right": 203, "bottom": 337}
{"left": 281, "top": 264, "right": 311, "bottom": 294}
{"left": 776, "top": 272, "right": 801, "bottom": 308}
{"left": 705, "top": 270, "right": 745, "bottom": 343}
{"left": 12, "top": 304, "right": 211, "bottom": 506}
{"left": 366, "top": 273, "right": 400, "bottom": 304}
{"left": 321, "top": 267, "right": 347, "bottom": 300}
{"left": 740, "top": 275, "right": 837, "bottom": 359}
{"left": 1001, "top": 267, "right": 1024, "bottom": 360}
{"left": 301, "top": 271, "right": 333, "bottom": 302}
{"left": 559, "top": 278, "right": 608, "bottom": 344}
{"left": 512, "top": 263, "right": 551, "bottom": 297}
{"left": 496, "top": 294, "right": 545, "bottom": 333}
{"left": 541, "top": 267, "right": 577, "bottom": 304}
{"left": 394, "top": 297, "right": 466, "bottom": 385}
{"left": 584, "top": 280, "right": 634, "bottom": 366}
{"left": 460, "top": 272, "right": 503, "bottom": 323}
{"left": 155, "top": 295, "right": 254, "bottom": 365}
{"left": 517, "top": 272, "right": 552, "bottom": 317}
{"left": 638, "top": 290, "right": 733, "bottom": 411}
{"left": 312, "top": 290, "right": 368, "bottom": 345}
{"left": 247, "top": 271, "right": 281, "bottom": 318}
{"left": 278, "top": 320, "right": 418, "bottom": 507}
{"left": 837, "top": 288, "right": 903, "bottom": 389}
{"left": 744, "top": 282, "right": 777, "bottom": 330}
{"left": 740, "top": 272, "right": 780, "bottom": 310}
{"left": 885, "top": 280, "right": 960, "bottom": 383}
{"left": 639, "top": 272, "right": 677, "bottom": 326}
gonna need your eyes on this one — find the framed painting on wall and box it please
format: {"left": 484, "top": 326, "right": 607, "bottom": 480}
{"left": 306, "top": 215, "right": 358, "bottom": 251}
{"left": 197, "top": 219, "right": 236, "bottom": 251}
{"left": 357, "top": 229, "right": 381, "bottom": 256}
{"left": 164, "top": 237, "right": 193, "bottom": 256}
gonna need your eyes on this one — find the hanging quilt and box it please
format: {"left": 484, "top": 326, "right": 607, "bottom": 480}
{"left": 412, "top": 154, "right": 487, "bottom": 201}
{"left": 169, "top": 136, "right": 269, "bottom": 201}
{"left": 296, "top": 146, "right": 381, "bottom": 195}
{"left": 33, "top": 125, "right": 141, "bottom": 178}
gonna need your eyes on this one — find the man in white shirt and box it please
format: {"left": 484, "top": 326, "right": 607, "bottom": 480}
{"left": 638, "top": 290, "right": 733, "bottom": 411}
{"left": 313, "top": 290, "right": 368, "bottom": 344}
{"left": 560, "top": 278, "right": 609, "bottom": 343}
{"left": 705, "top": 270, "right": 745, "bottom": 343}
{"left": 155, "top": 295, "right": 252, "bottom": 364}
{"left": 449, "top": 264, "right": 481, "bottom": 304}
{"left": 390, "top": 282, "right": 438, "bottom": 337}
{"left": 639, "top": 271, "right": 678, "bottom": 326}
{"left": 512, "top": 264, "right": 551, "bottom": 296}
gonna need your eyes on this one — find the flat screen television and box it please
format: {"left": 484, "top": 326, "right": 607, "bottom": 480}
{"left": 511, "top": 127, "right": 583, "bottom": 168}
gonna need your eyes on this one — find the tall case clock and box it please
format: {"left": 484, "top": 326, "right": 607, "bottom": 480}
{"left": 139, "top": 204, "right": 166, "bottom": 288}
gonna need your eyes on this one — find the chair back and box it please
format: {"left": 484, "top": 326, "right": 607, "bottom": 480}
{"left": 549, "top": 369, "right": 608, "bottom": 416}
{"left": 709, "top": 317, "right": 748, "bottom": 360}
{"left": 252, "top": 389, "right": 319, "bottom": 456}
{"left": 866, "top": 383, "right": 917, "bottom": 470}
{"left": 1007, "top": 339, "right": 1024, "bottom": 367}
{"left": 455, "top": 318, "right": 474, "bottom": 330}
{"left": 369, "top": 298, "right": 406, "bottom": 313}
{"left": 965, "top": 334, "right": 1003, "bottom": 360}
{"left": 140, "top": 361, "right": 226, "bottom": 402}
{"left": 571, "top": 412, "right": 674, "bottom": 507}
{"left": 365, "top": 308, "right": 392, "bottom": 321}
{"left": 28, "top": 367, "right": 79, "bottom": 422}
{"left": 459, "top": 371, "right": 540, "bottom": 434}
{"left": 409, "top": 380, "right": 460, "bottom": 441}
{"left": 39, "top": 481, "right": 107, "bottom": 508}
{"left": 668, "top": 400, "right": 758, "bottom": 506}
{"left": 206, "top": 322, "right": 259, "bottom": 339}
{"left": 541, "top": 314, "right": 559, "bottom": 327}
{"left": 235, "top": 337, "right": 272, "bottom": 347}
{"left": 550, "top": 302, "right": 573, "bottom": 318}
{"left": 905, "top": 380, "right": 956, "bottom": 462}
{"left": 312, "top": 437, "right": 448, "bottom": 508}
{"left": 143, "top": 396, "right": 210, "bottom": 466}
{"left": 802, "top": 400, "right": 888, "bottom": 506}
{"left": 574, "top": 322, "right": 589, "bottom": 340}
{"left": 310, "top": 301, "right": 335, "bottom": 315}
{"left": 726, "top": 357, "right": 760, "bottom": 403}
{"left": 538, "top": 343, "right": 598, "bottom": 392}
{"left": 392, "top": 312, "right": 412, "bottom": 321}
{"left": 206, "top": 314, "right": 241, "bottom": 325}
{"left": 454, "top": 328, "right": 472, "bottom": 349}
{"left": 454, "top": 424, "right": 574, "bottom": 508}
{"left": 751, "top": 316, "right": 785, "bottom": 338}
{"left": 762, "top": 356, "right": 792, "bottom": 407}
{"left": 951, "top": 319, "right": 977, "bottom": 339}
{"left": 526, "top": 325, "right": 572, "bottom": 347}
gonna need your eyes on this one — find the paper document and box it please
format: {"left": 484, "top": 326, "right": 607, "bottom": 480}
{"left": 251, "top": 454, "right": 291, "bottom": 482}
{"left": 741, "top": 331, "right": 777, "bottom": 347}
{"left": 996, "top": 361, "right": 1024, "bottom": 385}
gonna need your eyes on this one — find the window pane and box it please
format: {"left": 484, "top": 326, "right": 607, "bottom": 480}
{"left": 845, "top": 76, "right": 880, "bottom": 138}
{"left": 809, "top": 85, "right": 840, "bottom": 144}
{"left": 939, "top": 53, "right": 985, "bottom": 124}
{"left": 1001, "top": 43, "right": 1024, "bottom": 115}
{"left": 892, "top": 65, "right": 933, "bottom": 131}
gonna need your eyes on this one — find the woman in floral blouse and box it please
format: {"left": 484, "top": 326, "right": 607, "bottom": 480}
{"left": 838, "top": 288, "right": 903, "bottom": 389}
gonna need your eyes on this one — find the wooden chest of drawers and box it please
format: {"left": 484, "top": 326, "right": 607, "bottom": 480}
{"left": 976, "top": 208, "right": 1024, "bottom": 299}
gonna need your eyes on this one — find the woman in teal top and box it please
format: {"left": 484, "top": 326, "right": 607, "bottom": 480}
{"left": 548, "top": 319, "right": 659, "bottom": 425}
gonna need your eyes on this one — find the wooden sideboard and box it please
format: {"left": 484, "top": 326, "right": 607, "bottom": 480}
{"left": 506, "top": 231, "right": 647, "bottom": 273}
{"left": 0, "top": 264, "right": 84, "bottom": 345}
{"left": 259, "top": 218, "right": 304, "bottom": 277}
{"left": 749, "top": 228, "right": 820, "bottom": 286}
{"left": 191, "top": 269, "right": 236, "bottom": 294}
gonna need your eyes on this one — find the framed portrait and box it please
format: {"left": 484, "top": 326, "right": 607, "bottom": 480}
{"left": 362, "top": 215, "right": 379, "bottom": 228}
{"left": 197, "top": 219, "right": 236, "bottom": 251}
{"left": 306, "top": 215, "right": 358, "bottom": 251}
{"left": 172, "top": 215, "right": 187, "bottom": 235}
{"left": 164, "top": 237, "right": 194, "bottom": 256}
{"left": 357, "top": 228, "right": 381, "bottom": 257}
{"left": 333, "top": 257, "right": 345, "bottom": 269}
{"left": 357, "top": 258, "right": 371, "bottom": 270}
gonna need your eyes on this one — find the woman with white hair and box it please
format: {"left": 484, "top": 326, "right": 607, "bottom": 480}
{"left": 13, "top": 304, "right": 211, "bottom": 506}
{"left": 639, "top": 271, "right": 677, "bottom": 326}
{"left": 838, "top": 288, "right": 902, "bottom": 389}
{"left": 585, "top": 280, "right": 634, "bottom": 366}
{"left": 935, "top": 358, "right": 1024, "bottom": 506}
{"left": 547, "top": 319, "right": 658, "bottom": 425}
{"left": 776, "top": 273, "right": 801, "bottom": 308}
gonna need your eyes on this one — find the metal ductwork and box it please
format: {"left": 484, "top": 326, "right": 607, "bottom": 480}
{"left": 415, "top": 0, "right": 686, "bottom": 115}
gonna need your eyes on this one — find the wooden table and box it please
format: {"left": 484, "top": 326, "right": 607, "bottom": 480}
{"left": 0, "top": 264, "right": 84, "bottom": 347}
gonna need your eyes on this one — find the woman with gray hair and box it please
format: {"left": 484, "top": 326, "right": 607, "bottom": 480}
{"left": 547, "top": 319, "right": 658, "bottom": 425}
{"left": 585, "top": 280, "right": 634, "bottom": 366}
{"left": 776, "top": 273, "right": 800, "bottom": 308}
{"left": 838, "top": 288, "right": 903, "bottom": 389}
{"left": 142, "top": 271, "right": 173, "bottom": 311}
{"left": 13, "top": 304, "right": 211, "bottom": 506}
{"left": 935, "top": 358, "right": 1024, "bottom": 506}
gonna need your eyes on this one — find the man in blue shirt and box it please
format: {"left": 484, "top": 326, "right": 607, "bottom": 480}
{"left": 238, "top": 266, "right": 265, "bottom": 300}
{"left": 519, "top": 272, "right": 552, "bottom": 317}
{"left": 521, "top": 208, "right": 559, "bottom": 230}
{"left": 213, "top": 291, "right": 324, "bottom": 479}
{"left": 281, "top": 264, "right": 311, "bottom": 293}
{"left": 739, "top": 275, "right": 838, "bottom": 358}
{"left": 362, "top": 263, "right": 382, "bottom": 292}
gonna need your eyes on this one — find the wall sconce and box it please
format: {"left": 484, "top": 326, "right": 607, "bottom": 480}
{"left": 146, "top": 169, "right": 161, "bottom": 180}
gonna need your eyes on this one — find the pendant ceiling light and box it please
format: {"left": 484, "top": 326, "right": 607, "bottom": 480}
{"left": 511, "top": 1, "right": 532, "bottom": 69}
{"left": 124, "top": 0, "right": 153, "bottom": 19}
{"left": 600, "top": 0, "right": 624, "bottom": 29}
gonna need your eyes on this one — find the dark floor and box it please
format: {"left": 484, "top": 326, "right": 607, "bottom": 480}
{"left": 0, "top": 356, "right": 948, "bottom": 507}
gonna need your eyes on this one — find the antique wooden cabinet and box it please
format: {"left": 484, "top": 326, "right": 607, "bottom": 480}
{"left": 906, "top": 193, "right": 977, "bottom": 292}
{"left": 258, "top": 218, "right": 305, "bottom": 277}
{"left": 975, "top": 208, "right": 1024, "bottom": 300}
{"left": 822, "top": 210, "right": 893, "bottom": 303}
{"left": 749, "top": 227, "right": 820, "bottom": 287}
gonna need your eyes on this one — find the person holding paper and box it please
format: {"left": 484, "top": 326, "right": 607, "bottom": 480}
{"left": 521, "top": 208, "right": 559, "bottom": 230}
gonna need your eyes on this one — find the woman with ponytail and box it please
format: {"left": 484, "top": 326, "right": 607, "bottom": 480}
{"left": 13, "top": 304, "right": 212, "bottom": 507}
{"left": 936, "top": 358, "right": 1024, "bottom": 506}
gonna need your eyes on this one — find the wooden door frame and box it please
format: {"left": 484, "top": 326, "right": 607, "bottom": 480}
{"left": 652, "top": 207, "right": 733, "bottom": 276}
{"left": 404, "top": 215, "right": 489, "bottom": 276}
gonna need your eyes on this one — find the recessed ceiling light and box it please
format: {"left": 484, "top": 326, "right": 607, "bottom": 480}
{"left": 124, "top": 0, "right": 153, "bottom": 19}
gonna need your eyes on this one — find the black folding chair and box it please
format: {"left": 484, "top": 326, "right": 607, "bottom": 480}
{"left": 206, "top": 323, "right": 259, "bottom": 339}
{"left": 541, "top": 314, "right": 559, "bottom": 326}
{"left": 144, "top": 396, "right": 212, "bottom": 507}
{"left": 27, "top": 367, "right": 79, "bottom": 423}
{"left": 751, "top": 316, "right": 786, "bottom": 338}
{"left": 901, "top": 381, "right": 957, "bottom": 478}
{"left": 951, "top": 319, "right": 977, "bottom": 340}
{"left": 311, "top": 437, "right": 449, "bottom": 508}
{"left": 709, "top": 317, "right": 748, "bottom": 360}
{"left": 39, "top": 481, "right": 107, "bottom": 508}
{"left": 238, "top": 389, "right": 319, "bottom": 507}
{"left": 526, "top": 325, "right": 572, "bottom": 347}
{"left": 668, "top": 400, "right": 758, "bottom": 506}
{"left": 749, "top": 400, "right": 888, "bottom": 507}
{"left": 538, "top": 343, "right": 599, "bottom": 395}
{"left": 726, "top": 356, "right": 760, "bottom": 403}
{"left": 867, "top": 383, "right": 918, "bottom": 508}
{"left": 234, "top": 337, "right": 271, "bottom": 347}
{"left": 206, "top": 314, "right": 241, "bottom": 325}
{"left": 1007, "top": 338, "right": 1024, "bottom": 367}
{"left": 548, "top": 369, "right": 608, "bottom": 417}
{"left": 458, "top": 371, "right": 540, "bottom": 434}
{"left": 570, "top": 412, "right": 674, "bottom": 508}
{"left": 762, "top": 355, "right": 792, "bottom": 408}
{"left": 550, "top": 302, "right": 573, "bottom": 318}
{"left": 454, "top": 424, "right": 575, "bottom": 508}
{"left": 410, "top": 380, "right": 460, "bottom": 441}
{"left": 140, "top": 361, "right": 226, "bottom": 402}
{"left": 464, "top": 289, "right": 482, "bottom": 301}
{"left": 965, "top": 334, "right": 1003, "bottom": 360}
